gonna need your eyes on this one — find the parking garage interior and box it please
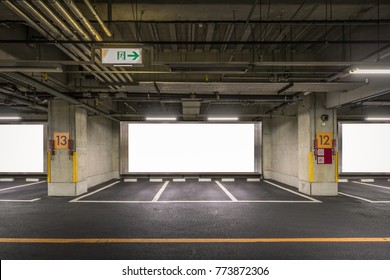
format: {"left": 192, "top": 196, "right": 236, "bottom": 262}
{"left": 0, "top": 0, "right": 390, "bottom": 260}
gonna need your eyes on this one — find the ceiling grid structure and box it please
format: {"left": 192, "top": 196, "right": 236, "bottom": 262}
{"left": 0, "top": 0, "right": 390, "bottom": 120}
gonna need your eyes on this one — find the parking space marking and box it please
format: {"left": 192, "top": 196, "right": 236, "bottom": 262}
{"left": 352, "top": 181, "right": 390, "bottom": 190}
{"left": 0, "top": 198, "right": 41, "bottom": 203}
{"left": 0, "top": 181, "right": 46, "bottom": 192}
{"left": 69, "top": 181, "right": 120, "bottom": 202}
{"left": 70, "top": 200, "right": 321, "bottom": 204}
{"left": 1, "top": 237, "right": 390, "bottom": 243}
{"left": 152, "top": 181, "right": 170, "bottom": 201}
{"left": 264, "top": 180, "right": 322, "bottom": 202}
{"left": 215, "top": 181, "right": 238, "bottom": 201}
{"left": 338, "top": 192, "right": 375, "bottom": 202}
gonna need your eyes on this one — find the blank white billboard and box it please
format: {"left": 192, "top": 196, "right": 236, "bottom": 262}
{"left": 0, "top": 124, "right": 44, "bottom": 173}
{"left": 128, "top": 123, "right": 255, "bottom": 173}
{"left": 341, "top": 123, "right": 390, "bottom": 173}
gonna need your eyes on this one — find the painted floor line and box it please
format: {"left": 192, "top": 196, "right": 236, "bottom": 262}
{"left": 352, "top": 181, "right": 390, "bottom": 190}
{"left": 69, "top": 181, "right": 120, "bottom": 202}
{"left": 0, "top": 181, "right": 46, "bottom": 192}
{"left": 338, "top": 192, "right": 374, "bottom": 203}
{"left": 264, "top": 180, "right": 322, "bottom": 203}
{"left": 71, "top": 200, "right": 320, "bottom": 204}
{"left": 0, "top": 198, "right": 41, "bottom": 202}
{"left": 1, "top": 237, "right": 390, "bottom": 244}
{"left": 215, "top": 181, "right": 238, "bottom": 201}
{"left": 152, "top": 181, "right": 169, "bottom": 201}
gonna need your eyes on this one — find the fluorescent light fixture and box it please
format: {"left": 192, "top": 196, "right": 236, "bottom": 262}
{"left": 145, "top": 117, "right": 177, "bottom": 121}
{"left": 113, "top": 64, "right": 134, "bottom": 67}
{"left": 0, "top": 116, "right": 21, "bottom": 120}
{"left": 208, "top": 117, "right": 239, "bottom": 121}
{"left": 350, "top": 68, "right": 390, "bottom": 74}
{"left": 365, "top": 117, "right": 390, "bottom": 121}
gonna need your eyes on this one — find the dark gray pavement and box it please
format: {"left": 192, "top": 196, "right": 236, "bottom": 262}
{"left": 0, "top": 179, "right": 389, "bottom": 259}
{"left": 339, "top": 181, "right": 390, "bottom": 201}
{"left": 159, "top": 180, "right": 230, "bottom": 201}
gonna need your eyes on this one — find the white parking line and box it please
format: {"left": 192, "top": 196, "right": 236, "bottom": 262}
{"left": 352, "top": 181, "right": 390, "bottom": 190}
{"left": 338, "top": 192, "right": 374, "bottom": 203}
{"left": 264, "top": 180, "right": 322, "bottom": 202}
{"left": 0, "top": 198, "right": 41, "bottom": 203}
{"left": 69, "top": 181, "right": 120, "bottom": 202}
{"left": 0, "top": 181, "right": 45, "bottom": 192}
{"left": 71, "top": 200, "right": 321, "bottom": 204}
{"left": 215, "top": 181, "right": 238, "bottom": 201}
{"left": 152, "top": 181, "right": 169, "bottom": 201}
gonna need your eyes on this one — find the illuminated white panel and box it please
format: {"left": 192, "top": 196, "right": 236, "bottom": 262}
{"left": 341, "top": 123, "right": 390, "bottom": 173}
{"left": 0, "top": 125, "right": 44, "bottom": 173}
{"left": 128, "top": 123, "right": 255, "bottom": 173}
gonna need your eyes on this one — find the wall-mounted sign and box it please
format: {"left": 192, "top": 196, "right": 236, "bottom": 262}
{"left": 53, "top": 132, "right": 69, "bottom": 149}
{"left": 101, "top": 48, "right": 142, "bottom": 65}
{"left": 316, "top": 132, "right": 333, "bottom": 149}
{"left": 317, "top": 148, "right": 333, "bottom": 164}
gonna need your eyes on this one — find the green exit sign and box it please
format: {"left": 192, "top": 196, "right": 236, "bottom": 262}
{"left": 101, "top": 48, "right": 142, "bottom": 65}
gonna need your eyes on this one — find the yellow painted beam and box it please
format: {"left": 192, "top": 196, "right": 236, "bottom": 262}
{"left": 309, "top": 152, "right": 314, "bottom": 183}
{"left": 0, "top": 237, "right": 390, "bottom": 243}
{"left": 47, "top": 152, "right": 51, "bottom": 183}
{"left": 72, "top": 152, "right": 78, "bottom": 183}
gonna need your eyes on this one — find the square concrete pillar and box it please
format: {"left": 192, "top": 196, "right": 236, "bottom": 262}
{"left": 298, "top": 94, "right": 338, "bottom": 196}
{"left": 47, "top": 100, "right": 87, "bottom": 196}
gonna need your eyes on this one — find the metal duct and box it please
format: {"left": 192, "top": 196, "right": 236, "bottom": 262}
{"left": 2, "top": 73, "right": 118, "bottom": 122}
{"left": 0, "top": 91, "right": 48, "bottom": 112}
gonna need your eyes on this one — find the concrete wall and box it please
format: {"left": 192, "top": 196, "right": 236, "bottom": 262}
{"left": 86, "top": 117, "right": 120, "bottom": 187}
{"left": 263, "top": 114, "right": 299, "bottom": 188}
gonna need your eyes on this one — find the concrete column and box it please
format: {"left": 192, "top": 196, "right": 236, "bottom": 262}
{"left": 298, "top": 93, "right": 338, "bottom": 196}
{"left": 48, "top": 100, "right": 88, "bottom": 196}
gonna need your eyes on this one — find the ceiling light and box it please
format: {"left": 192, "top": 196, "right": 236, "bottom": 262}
{"left": 207, "top": 117, "right": 239, "bottom": 121}
{"left": 113, "top": 65, "right": 134, "bottom": 67}
{"left": 169, "top": 63, "right": 248, "bottom": 74}
{"left": 365, "top": 117, "right": 390, "bottom": 121}
{"left": 145, "top": 117, "right": 177, "bottom": 121}
{"left": 0, "top": 116, "right": 22, "bottom": 120}
{"left": 350, "top": 68, "right": 390, "bottom": 74}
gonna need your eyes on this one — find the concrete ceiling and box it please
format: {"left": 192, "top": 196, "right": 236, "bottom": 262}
{"left": 1, "top": 0, "right": 390, "bottom": 120}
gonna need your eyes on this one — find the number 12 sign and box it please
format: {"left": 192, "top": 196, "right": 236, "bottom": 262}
{"left": 316, "top": 132, "right": 333, "bottom": 149}
{"left": 53, "top": 132, "right": 69, "bottom": 149}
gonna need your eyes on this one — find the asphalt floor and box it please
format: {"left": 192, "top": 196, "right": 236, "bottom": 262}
{"left": 0, "top": 178, "right": 390, "bottom": 259}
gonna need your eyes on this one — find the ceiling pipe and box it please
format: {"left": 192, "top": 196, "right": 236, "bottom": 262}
{"left": 1, "top": 1, "right": 49, "bottom": 37}
{"left": 82, "top": 0, "right": 112, "bottom": 37}
{"left": 3, "top": 0, "right": 118, "bottom": 94}
{"left": 32, "top": 0, "right": 77, "bottom": 40}
{"left": 47, "top": 1, "right": 133, "bottom": 83}
{"left": 49, "top": 0, "right": 91, "bottom": 40}
{"left": 17, "top": 0, "right": 63, "bottom": 39}
{"left": 16, "top": 0, "right": 113, "bottom": 85}
{"left": 2, "top": 72, "right": 118, "bottom": 122}
{"left": 63, "top": 0, "right": 103, "bottom": 41}
{"left": 0, "top": 91, "right": 48, "bottom": 112}
{"left": 0, "top": 66, "right": 62, "bottom": 73}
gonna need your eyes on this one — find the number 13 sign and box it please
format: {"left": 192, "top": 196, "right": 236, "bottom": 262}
{"left": 53, "top": 132, "right": 69, "bottom": 149}
{"left": 316, "top": 132, "right": 333, "bottom": 149}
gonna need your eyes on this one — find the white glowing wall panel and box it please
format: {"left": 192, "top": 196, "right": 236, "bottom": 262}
{"left": 0, "top": 124, "right": 44, "bottom": 173}
{"left": 128, "top": 123, "right": 255, "bottom": 172}
{"left": 341, "top": 123, "right": 390, "bottom": 173}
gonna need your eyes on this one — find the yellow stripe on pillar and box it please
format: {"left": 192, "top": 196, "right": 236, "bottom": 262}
{"left": 72, "top": 152, "right": 78, "bottom": 183}
{"left": 335, "top": 151, "right": 339, "bottom": 182}
{"left": 309, "top": 152, "right": 314, "bottom": 183}
{"left": 47, "top": 152, "right": 51, "bottom": 183}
